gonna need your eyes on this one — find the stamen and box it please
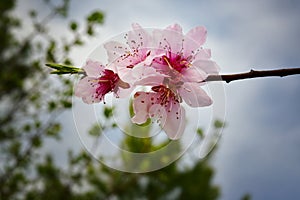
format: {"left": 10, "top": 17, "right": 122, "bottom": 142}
{"left": 163, "top": 56, "right": 173, "bottom": 70}
{"left": 98, "top": 79, "right": 110, "bottom": 83}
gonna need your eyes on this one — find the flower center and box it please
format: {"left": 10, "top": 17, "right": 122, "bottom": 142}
{"left": 95, "top": 70, "right": 120, "bottom": 99}
{"left": 163, "top": 54, "right": 190, "bottom": 73}
{"left": 151, "top": 85, "right": 180, "bottom": 106}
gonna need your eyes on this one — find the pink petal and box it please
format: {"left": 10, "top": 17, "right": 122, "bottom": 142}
{"left": 179, "top": 82, "right": 212, "bottom": 107}
{"left": 83, "top": 60, "right": 105, "bottom": 78}
{"left": 183, "top": 27, "right": 207, "bottom": 58}
{"left": 75, "top": 77, "right": 100, "bottom": 104}
{"left": 128, "top": 23, "right": 151, "bottom": 50}
{"left": 186, "top": 26, "right": 207, "bottom": 46}
{"left": 116, "top": 67, "right": 135, "bottom": 83}
{"left": 166, "top": 23, "right": 183, "bottom": 33}
{"left": 149, "top": 104, "right": 167, "bottom": 125}
{"left": 182, "top": 67, "right": 208, "bottom": 82}
{"left": 162, "top": 103, "right": 186, "bottom": 140}
{"left": 193, "top": 48, "right": 211, "bottom": 60}
{"left": 131, "top": 92, "right": 154, "bottom": 124}
{"left": 115, "top": 86, "right": 134, "bottom": 98}
{"left": 132, "top": 65, "right": 166, "bottom": 86}
{"left": 104, "top": 41, "right": 129, "bottom": 63}
{"left": 154, "top": 25, "right": 184, "bottom": 55}
{"left": 192, "top": 60, "right": 220, "bottom": 75}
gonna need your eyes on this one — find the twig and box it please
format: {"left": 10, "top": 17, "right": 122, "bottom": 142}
{"left": 204, "top": 68, "right": 300, "bottom": 83}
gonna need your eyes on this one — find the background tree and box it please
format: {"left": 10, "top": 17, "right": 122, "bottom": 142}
{"left": 0, "top": 0, "right": 104, "bottom": 198}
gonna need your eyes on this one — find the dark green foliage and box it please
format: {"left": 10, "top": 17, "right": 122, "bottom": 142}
{"left": 103, "top": 106, "right": 114, "bottom": 119}
{"left": 86, "top": 11, "right": 104, "bottom": 36}
{"left": 87, "top": 11, "right": 104, "bottom": 25}
{"left": 0, "top": 0, "right": 104, "bottom": 199}
{"left": 70, "top": 21, "right": 78, "bottom": 31}
{"left": 214, "top": 119, "right": 225, "bottom": 129}
{"left": 241, "top": 193, "right": 252, "bottom": 200}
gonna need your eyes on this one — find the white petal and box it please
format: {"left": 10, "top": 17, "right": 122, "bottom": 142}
{"left": 75, "top": 77, "right": 100, "bottom": 104}
{"left": 186, "top": 26, "right": 207, "bottom": 46}
{"left": 192, "top": 60, "right": 220, "bottom": 75}
{"left": 83, "top": 60, "right": 105, "bottom": 78}
{"left": 166, "top": 23, "right": 183, "bottom": 33}
{"left": 154, "top": 25, "right": 184, "bottom": 55}
{"left": 162, "top": 103, "right": 186, "bottom": 140}
{"left": 132, "top": 65, "right": 166, "bottom": 86}
{"left": 115, "top": 86, "right": 134, "bottom": 99}
{"left": 104, "top": 41, "right": 129, "bottom": 63}
{"left": 182, "top": 67, "right": 207, "bottom": 82}
{"left": 179, "top": 82, "right": 212, "bottom": 107}
{"left": 193, "top": 48, "right": 211, "bottom": 60}
{"left": 128, "top": 23, "right": 152, "bottom": 50}
{"left": 131, "top": 92, "right": 154, "bottom": 124}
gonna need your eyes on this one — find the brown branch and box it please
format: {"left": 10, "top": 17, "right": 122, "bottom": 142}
{"left": 205, "top": 68, "right": 300, "bottom": 83}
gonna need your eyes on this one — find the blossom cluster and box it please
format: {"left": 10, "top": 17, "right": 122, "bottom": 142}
{"left": 75, "top": 23, "right": 220, "bottom": 140}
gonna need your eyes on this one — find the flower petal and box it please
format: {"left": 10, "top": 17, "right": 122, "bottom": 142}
{"left": 166, "top": 23, "right": 183, "bottom": 33}
{"left": 162, "top": 103, "right": 186, "bottom": 140}
{"left": 104, "top": 41, "right": 129, "bottom": 64}
{"left": 83, "top": 60, "right": 105, "bottom": 78}
{"left": 131, "top": 92, "right": 154, "bottom": 124}
{"left": 193, "top": 48, "right": 211, "bottom": 60}
{"left": 75, "top": 77, "right": 101, "bottom": 104}
{"left": 149, "top": 103, "right": 167, "bottom": 125}
{"left": 186, "top": 26, "right": 207, "bottom": 46}
{"left": 181, "top": 67, "right": 207, "bottom": 82}
{"left": 154, "top": 24, "right": 184, "bottom": 55}
{"left": 132, "top": 65, "right": 166, "bottom": 86}
{"left": 179, "top": 82, "right": 212, "bottom": 107}
{"left": 115, "top": 86, "right": 134, "bottom": 99}
{"left": 192, "top": 60, "right": 220, "bottom": 75}
{"left": 128, "top": 23, "right": 151, "bottom": 50}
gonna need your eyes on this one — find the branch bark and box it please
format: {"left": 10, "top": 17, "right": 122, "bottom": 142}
{"left": 204, "top": 68, "right": 300, "bottom": 83}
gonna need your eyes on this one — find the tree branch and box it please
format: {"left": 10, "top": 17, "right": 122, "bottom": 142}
{"left": 205, "top": 68, "right": 300, "bottom": 83}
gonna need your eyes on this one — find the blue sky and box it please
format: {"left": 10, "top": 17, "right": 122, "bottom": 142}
{"left": 16, "top": 0, "right": 300, "bottom": 199}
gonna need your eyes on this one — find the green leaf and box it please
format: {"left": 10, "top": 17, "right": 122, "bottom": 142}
{"left": 87, "top": 24, "right": 94, "bottom": 36}
{"left": 32, "top": 136, "right": 42, "bottom": 148}
{"left": 88, "top": 124, "right": 102, "bottom": 137}
{"left": 23, "top": 124, "right": 31, "bottom": 132}
{"left": 74, "top": 38, "right": 84, "bottom": 46}
{"left": 60, "top": 100, "right": 72, "bottom": 108}
{"left": 29, "top": 10, "right": 37, "bottom": 18}
{"left": 48, "top": 101, "right": 57, "bottom": 112}
{"left": 214, "top": 120, "right": 225, "bottom": 129}
{"left": 69, "top": 21, "right": 78, "bottom": 31}
{"left": 103, "top": 106, "right": 114, "bottom": 119}
{"left": 46, "top": 123, "right": 61, "bottom": 139}
{"left": 9, "top": 142, "right": 21, "bottom": 156}
{"left": 46, "top": 63, "right": 84, "bottom": 74}
{"left": 64, "top": 44, "right": 70, "bottom": 52}
{"left": 87, "top": 11, "right": 104, "bottom": 24}
{"left": 197, "top": 128, "right": 204, "bottom": 139}
{"left": 46, "top": 40, "right": 56, "bottom": 62}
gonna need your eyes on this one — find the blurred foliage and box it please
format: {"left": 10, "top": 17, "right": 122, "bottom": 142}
{"left": 0, "top": 1, "right": 250, "bottom": 200}
{"left": 0, "top": 0, "right": 104, "bottom": 199}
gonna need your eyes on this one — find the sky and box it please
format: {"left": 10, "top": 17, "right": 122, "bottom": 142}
{"left": 16, "top": 0, "right": 300, "bottom": 199}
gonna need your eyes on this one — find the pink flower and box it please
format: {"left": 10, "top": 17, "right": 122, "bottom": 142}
{"left": 131, "top": 85, "right": 185, "bottom": 140}
{"left": 76, "top": 23, "right": 220, "bottom": 140}
{"left": 104, "top": 23, "right": 154, "bottom": 83}
{"left": 152, "top": 24, "right": 220, "bottom": 83}
{"left": 75, "top": 60, "right": 129, "bottom": 104}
